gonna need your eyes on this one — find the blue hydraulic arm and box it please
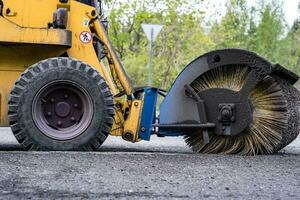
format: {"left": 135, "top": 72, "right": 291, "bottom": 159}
{"left": 138, "top": 88, "right": 159, "bottom": 141}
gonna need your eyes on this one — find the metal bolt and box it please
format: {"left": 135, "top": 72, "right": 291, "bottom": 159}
{"left": 50, "top": 98, "right": 55, "bottom": 103}
{"left": 134, "top": 102, "right": 139, "bottom": 107}
{"left": 47, "top": 112, "right": 52, "bottom": 117}
{"left": 71, "top": 117, "right": 76, "bottom": 122}
{"left": 57, "top": 121, "right": 62, "bottom": 126}
{"left": 141, "top": 127, "right": 146, "bottom": 132}
{"left": 91, "top": 10, "right": 96, "bottom": 17}
{"left": 123, "top": 132, "right": 134, "bottom": 142}
{"left": 222, "top": 109, "right": 231, "bottom": 119}
{"left": 74, "top": 104, "right": 78, "bottom": 108}
{"left": 64, "top": 94, "right": 69, "bottom": 99}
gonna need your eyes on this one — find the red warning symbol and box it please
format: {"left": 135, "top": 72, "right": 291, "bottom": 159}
{"left": 79, "top": 31, "right": 92, "bottom": 44}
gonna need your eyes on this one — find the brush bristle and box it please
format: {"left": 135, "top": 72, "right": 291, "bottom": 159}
{"left": 185, "top": 65, "right": 289, "bottom": 155}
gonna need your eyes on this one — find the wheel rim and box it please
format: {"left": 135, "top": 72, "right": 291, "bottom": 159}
{"left": 32, "top": 81, "right": 94, "bottom": 141}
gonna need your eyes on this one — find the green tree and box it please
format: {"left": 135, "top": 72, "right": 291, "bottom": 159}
{"left": 251, "top": 1, "right": 286, "bottom": 63}
{"left": 209, "top": 0, "right": 250, "bottom": 49}
{"left": 106, "top": 0, "right": 212, "bottom": 89}
{"left": 105, "top": 0, "right": 300, "bottom": 89}
{"left": 278, "top": 3, "right": 300, "bottom": 73}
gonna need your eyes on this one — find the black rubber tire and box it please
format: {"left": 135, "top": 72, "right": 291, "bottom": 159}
{"left": 8, "top": 57, "right": 115, "bottom": 151}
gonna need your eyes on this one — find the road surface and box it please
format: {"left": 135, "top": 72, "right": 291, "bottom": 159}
{"left": 0, "top": 128, "right": 299, "bottom": 200}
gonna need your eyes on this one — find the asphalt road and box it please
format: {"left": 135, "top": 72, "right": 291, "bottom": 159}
{"left": 0, "top": 128, "right": 299, "bottom": 200}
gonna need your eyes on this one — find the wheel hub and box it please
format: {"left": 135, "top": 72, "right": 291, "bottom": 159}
{"left": 55, "top": 102, "right": 71, "bottom": 118}
{"left": 32, "top": 81, "right": 93, "bottom": 140}
{"left": 42, "top": 89, "right": 83, "bottom": 129}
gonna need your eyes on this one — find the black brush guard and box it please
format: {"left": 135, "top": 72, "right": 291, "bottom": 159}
{"left": 157, "top": 49, "right": 299, "bottom": 141}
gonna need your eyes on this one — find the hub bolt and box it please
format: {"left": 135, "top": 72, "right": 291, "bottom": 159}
{"left": 47, "top": 112, "right": 52, "bottom": 117}
{"left": 74, "top": 104, "right": 78, "bottom": 108}
{"left": 222, "top": 109, "right": 231, "bottom": 119}
{"left": 50, "top": 98, "right": 55, "bottom": 103}
{"left": 57, "top": 121, "right": 62, "bottom": 126}
{"left": 123, "top": 132, "right": 134, "bottom": 142}
{"left": 64, "top": 94, "right": 69, "bottom": 99}
{"left": 71, "top": 117, "right": 76, "bottom": 122}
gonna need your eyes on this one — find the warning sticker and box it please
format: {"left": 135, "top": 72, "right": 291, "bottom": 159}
{"left": 79, "top": 31, "right": 92, "bottom": 44}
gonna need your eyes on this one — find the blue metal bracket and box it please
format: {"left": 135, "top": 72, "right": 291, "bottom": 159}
{"left": 138, "top": 88, "right": 158, "bottom": 141}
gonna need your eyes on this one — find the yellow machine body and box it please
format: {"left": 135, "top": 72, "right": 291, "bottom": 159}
{"left": 0, "top": 0, "right": 140, "bottom": 141}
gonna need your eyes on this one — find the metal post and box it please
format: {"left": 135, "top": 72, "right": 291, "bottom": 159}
{"left": 148, "top": 28, "right": 154, "bottom": 86}
{"left": 142, "top": 24, "right": 163, "bottom": 86}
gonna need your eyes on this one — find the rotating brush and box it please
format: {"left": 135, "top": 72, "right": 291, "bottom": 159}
{"left": 184, "top": 65, "right": 300, "bottom": 155}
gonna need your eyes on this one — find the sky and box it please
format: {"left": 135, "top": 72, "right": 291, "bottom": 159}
{"left": 282, "top": 0, "right": 300, "bottom": 26}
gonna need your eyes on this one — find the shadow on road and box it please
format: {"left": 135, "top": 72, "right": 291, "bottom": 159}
{"left": 0, "top": 144, "right": 299, "bottom": 157}
{"left": 0, "top": 128, "right": 299, "bottom": 155}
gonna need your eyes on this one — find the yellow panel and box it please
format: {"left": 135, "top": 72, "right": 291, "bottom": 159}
{"left": 0, "top": 17, "right": 71, "bottom": 46}
{"left": 2, "top": 0, "right": 57, "bottom": 28}
{"left": 0, "top": 44, "right": 68, "bottom": 71}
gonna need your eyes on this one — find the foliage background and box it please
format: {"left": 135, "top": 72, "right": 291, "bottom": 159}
{"left": 105, "top": 0, "right": 300, "bottom": 90}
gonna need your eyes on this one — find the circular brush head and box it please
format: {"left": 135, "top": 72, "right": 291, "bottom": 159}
{"left": 185, "top": 65, "right": 299, "bottom": 155}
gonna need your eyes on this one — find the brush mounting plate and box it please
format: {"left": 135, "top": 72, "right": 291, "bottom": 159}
{"left": 198, "top": 88, "right": 253, "bottom": 136}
